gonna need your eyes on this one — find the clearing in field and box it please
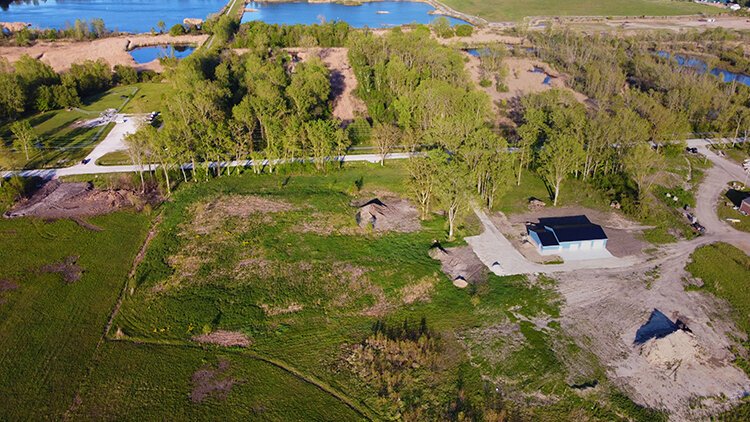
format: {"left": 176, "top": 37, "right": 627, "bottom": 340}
{"left": 442, "top": 0, "right": 717, "bottom": 22}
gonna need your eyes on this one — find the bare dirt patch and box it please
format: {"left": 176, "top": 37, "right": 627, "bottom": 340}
{"left": 287, "top": 47, "right": 367, "bottom": 123}
{"left": 192, "top": 330, "right": 251, "bottom": 348}
{"left": 503, "top": 205, "right": 649, "bottom": 258}
{"left": 0, "top": 34, "right": 208, "bottom": 72}
{"left": 555, "top": 256, "right": 750, "bottom": 419}
{"left": 355, "top": 197, "right": 421, "bottom": 233}
{"left": 190, "top": 360, "right": 238, "bottom": 403}
{"left": 39, "top": 255, "right": 83, "bottom": 283}
{"left": 4, "top": 180, "right": 144, "bottom": 220}
{"left": 429, "top": 244, "right": 487, "bottom": 287}
{"left": 260, "top": 302, "right": 304, "bottom": 317}
{"left": 190, "top": 194, "right": 295, "bottom": 235}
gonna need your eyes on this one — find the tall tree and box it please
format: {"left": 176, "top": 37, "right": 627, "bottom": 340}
{"left": 407, "top": 151, "right": 441, "bottom": 220}
{"left": 538, "top": 133, "right": 584, "bottom": 206}
{"left": 371, "top": 122, "right": 401, "bottom": 166}
{"left": 623, "top": 142, "right": 664, "bottom": 213}
{"left": 10, "top": 120, "right": 37, "bottom": 161}
{"left": 434, "top": 155, "right": 471, "bottom": 241}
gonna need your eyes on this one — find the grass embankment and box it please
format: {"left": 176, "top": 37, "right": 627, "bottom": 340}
{"left": 95, "top": 162, "right": 662, "bottom": 420}
{"left": 442, "top": 0, "right": 717, "bottom": 22}
{"left": 686, "top": 242, "right": 750, "bottom": 419}
{"left": 0, "top": 212, "right": 151, "bottom": 420}
{"left": 1, "top": 82, "right": 171, "bottom": 169}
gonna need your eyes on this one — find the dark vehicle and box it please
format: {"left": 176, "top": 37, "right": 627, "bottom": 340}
{"left": 81, "top": 158, "right": 91, "bottom": 165}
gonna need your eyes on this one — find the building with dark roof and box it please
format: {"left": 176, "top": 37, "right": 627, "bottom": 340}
{"left": 527, "top": 215, "right": 608, "bottom": 254}
{"left": 741, "top": 197, "right": 750, "bottom": 215}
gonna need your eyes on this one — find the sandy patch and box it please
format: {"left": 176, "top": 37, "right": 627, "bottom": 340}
{"left": 39, "top": 255, "right": 83, "bottom": 283}
{"left": 0, "top": 34, "right": 208, "bottom": 72}
{"left": 435, "top": 27, "right": 525, "bottom": 46}
{"left": 355, "top": 197, "right": 421, "bottom": 233}
{"left": 193, "top": 330, "right": 251, "bottom": 347}
{"left": 191, "top": 360, "right": 238, "bottom": 403}
{"left": 287, "top": 47, "right": 367, "bottom": 123}
{"left": 4, "top": 180, "right": 143, "bottom": 220}
{"left": 555, "top": 253, "right": 750, "bottom": 419}
{"left": 465, "top": 55, "right": 588, "bottom": 110}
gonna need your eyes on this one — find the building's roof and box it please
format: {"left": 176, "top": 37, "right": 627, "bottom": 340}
{"left": 538, "top": 215, "right": 608, "bottom": 242}
{"left": 529, "top": 227, "right": 559, "bottom": 247}
{"left": 742, "top": 197, "right": 750, "bottom": 205}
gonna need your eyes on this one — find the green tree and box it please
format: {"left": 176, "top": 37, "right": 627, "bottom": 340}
{"left": 10, "top": 120, "right": 37, "bottom": 161}
{"left": 371, "top": 122, "right": 401, "bottom": 166}
{"left": 157, "top": 20, "right": 166, "bottom": 34}
{"left": 286, "top": 58, "right": 330, "bottom": 120}
{"left": 434, "top": 154, "right": 471, "bottom": 241}
{"left": 623, "top": 142, "right": 664, "bottom": 213}
{"left": 538, "top": 133, "right": 584, "bottom": 206}
{"left": 0, "top": 71, "right": 25, "bottom": 119}
{"left": 407, "top": 151, "right": 441, "bottom": 220}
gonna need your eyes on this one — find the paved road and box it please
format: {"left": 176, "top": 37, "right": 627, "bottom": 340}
{"left": 81, "top": 114, "right": 146, "bottom": 166}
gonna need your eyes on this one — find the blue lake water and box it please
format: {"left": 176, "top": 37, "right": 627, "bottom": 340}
{"left": 242, "top": 1, "right": 468, "bottom": 27}
{"left": 0, "top": 0, "right": 226, "bottom": 33}
{"left": 129, "top": 44, "right": 196, "bottom": 63}
{"left": 658, "top": 50, "right": 750, "bottom": 87}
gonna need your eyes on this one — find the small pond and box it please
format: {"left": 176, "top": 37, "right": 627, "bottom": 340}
{"left": 129, "top": 44, "right": 195, "bottom": 64}
{"left": 242, "top": 1, "right": 468, "bottom": 27}
{"left": 658, "top": 51, "right": 750, "bottom": 88}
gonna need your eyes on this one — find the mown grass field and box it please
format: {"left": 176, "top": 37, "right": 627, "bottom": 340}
{"left": 443, "top": 0, "right": 717, "bottom": 21}
{"left": 0, "top": 212, "right": 151, "bottom": 420}
{"left": 1, "top": 82, "right": 171, "bottom": 169}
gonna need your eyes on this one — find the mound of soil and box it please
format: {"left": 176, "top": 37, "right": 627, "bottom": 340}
{"left": 191, "top": 360, "right": 237, "bottom": 403}
{"left": 641, "top": 329, "right": 702, "bottom": 369}
{"left": 429, "top": 245, "right": 487, "bottom": 287}
{"left": 39, "top": 255, "right": 83, "bottom": 283}
{"left": 5, "top": 180, "right": 143, "bottom": 220}
{"left": 355, "top": 197, "right": 420, "bottom": 233}
{"left": 192, "top": 330, "right": 251, "bottom": 347}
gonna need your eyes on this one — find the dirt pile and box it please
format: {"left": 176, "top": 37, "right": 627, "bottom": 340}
{"left": 5, "top": 180, "right": 141, "bottom": 220}
{"left": 430, "top": 245, "right": 487, "bottom": 288}
{"left": 355, "top": 197, "right": 420, "bottom": 233}
{"left": 190, "top": 360, "right": 237, "bottom": 403}
{"left": 641, "top": 329, "right": 702, "bottom": 369}
{"left": 192, "top": 330, "right": 251, "bottom": 347}
{"left": 39, "top": 255, "right": 83, "bottom": 283}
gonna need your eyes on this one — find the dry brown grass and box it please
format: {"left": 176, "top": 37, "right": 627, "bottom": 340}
{"left": 400, "top": 275, "right": 437, "bottom": 305}
{"left": 38, "top": 255, "right": 83, "bottom": 283}
{"left": 192, "top": 330, "right": 251, "bottom": 347}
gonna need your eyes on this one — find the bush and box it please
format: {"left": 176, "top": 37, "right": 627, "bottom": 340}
{"left": 479, "top": 79, "right": 492, "bottom": 88}
{"left": 347, "top": 118, "right": 371, "bottom": 145}
{"left": 455, "top": 24, "right": 473, "bottom": 37}
{"left": 114, "top": 65, "right": 138, "bottom": 85}
{"left": 169, "top": 24, "right": 186, "bottom": 36}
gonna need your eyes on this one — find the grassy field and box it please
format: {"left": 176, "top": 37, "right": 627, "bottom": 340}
{"left": 443, "top": 0, "right": 718, "bottom": 21}
{"left": 98, "top": 162, "right": 662, "bottom": 420}
{"left": 0, "top": 212, "right": 151, "bottom": 420}
{"left": 1, "top": 82, "right": 171, "bottom": 169}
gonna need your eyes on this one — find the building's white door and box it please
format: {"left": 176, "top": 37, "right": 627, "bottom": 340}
{"left": 568, "top": 243, "right": 579, "bottom": 251}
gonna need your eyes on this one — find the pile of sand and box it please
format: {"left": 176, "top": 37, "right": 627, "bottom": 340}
{"left": 641, "top": 329, "right": 702, "bottom": 369}
{"left": 355, "top": 197, "right": 420, "bottom": 233}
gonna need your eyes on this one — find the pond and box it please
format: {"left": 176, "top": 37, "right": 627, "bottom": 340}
{"left": 129, "top": 44, "right": 196, "bottom": 64}
{"left": 657, "top": 50, "right": 750, "bottom": 88}
{"left": 242, "top": 1, "right": 468, "bottom": 27}
{"left": 0, "top": 0, "right": 226, "bottom": 33}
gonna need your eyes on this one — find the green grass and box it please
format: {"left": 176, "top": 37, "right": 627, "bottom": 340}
{"left": 718, "top": 193, "right": 750, "bottom": 233}
{"left": 0, "top": 212, "right": 152, "bottom": 420}
{"left": 443, "top": 0, "right": 717, "bottom": 21}
{"left": 96, "top": 150, "right": 131, "bottom": 166}
{"left": 686, "top": 242, "right": 750, "bottom": 334}
{"left": 71, "top": 342, "right": 364, "bottom": 421}
{"left": 1, "top": 83, "right": 170, "bottom": 169}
